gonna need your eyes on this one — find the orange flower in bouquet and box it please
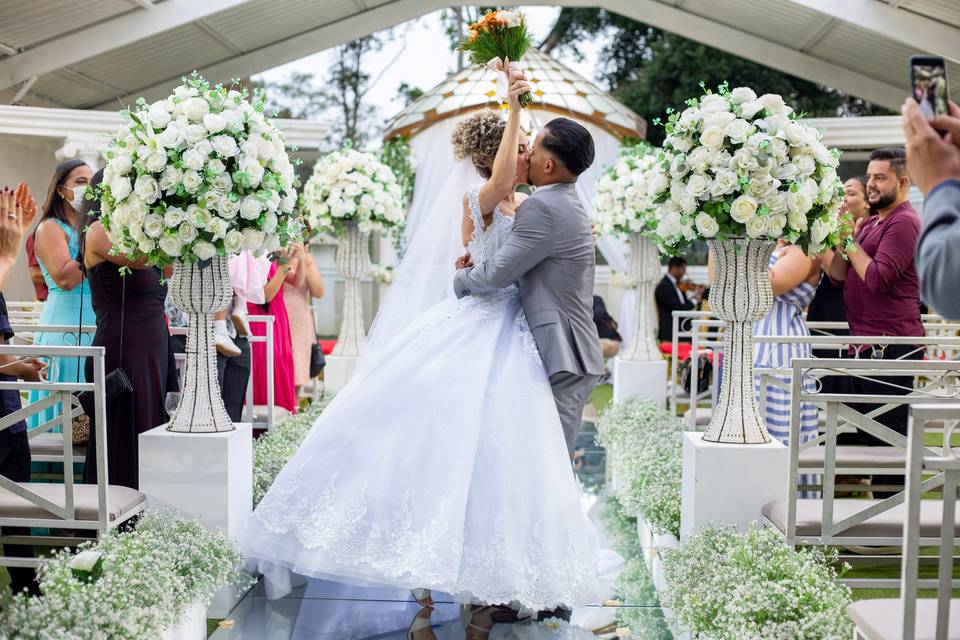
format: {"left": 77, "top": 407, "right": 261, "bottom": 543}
{"left": 459, "top": 9, "right": 532, "bottom": 107}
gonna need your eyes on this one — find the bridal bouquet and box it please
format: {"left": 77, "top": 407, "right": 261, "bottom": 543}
{"left": 649, "top": 84, "right": 844, "bottom": 255}
{"left": 302, "top": 146, "right": 405, "bottom": 237}
{"left": 459, "top": 9, "right": 533, "bottom": 107}
{"left": 98, "top": 73, "right": 301, "bottom": 265}
{"left": 594, "top": 144, "right": 663, "bottom": 238}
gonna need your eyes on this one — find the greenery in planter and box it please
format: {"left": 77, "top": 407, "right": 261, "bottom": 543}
{"left": 253, "top": 395, "right": 334, "bottom": 505}
{"left": 598, "top": 495, "right": 640, "bottom": 559}
{"left": 661, "top": 525, "right": 853, "bottom": 640}
{"left": 0, "top": 512, "right": 250, "bottom": 640}
{"left": 596, "top": 398, "right": 683, "bottom": 538}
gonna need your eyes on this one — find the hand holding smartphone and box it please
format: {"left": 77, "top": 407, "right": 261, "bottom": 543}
{"left": 910, "top": 55, "right": 949, "bottom": 123}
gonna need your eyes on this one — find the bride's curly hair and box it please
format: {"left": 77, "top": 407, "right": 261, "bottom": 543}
{"left": 451, "top": 110, "right": 506, "bottom": 179}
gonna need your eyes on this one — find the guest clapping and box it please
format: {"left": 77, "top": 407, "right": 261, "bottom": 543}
{"left": 903, "top": 98, "right": 960, "bottom": 319}
{"left": 0, "top": 184, "right": 38, "bottom": 292}
{"left": 27, "top": 160, "right": 95, "bottom": 431}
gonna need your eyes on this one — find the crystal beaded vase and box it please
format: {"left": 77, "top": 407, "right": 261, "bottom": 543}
{"left": 167, "top": 256, "right": 234, "bottom": 433}
{"left": 331, "top": 223, "right": 371, "bottom": 357}
{"left": 620, "top": 233, "right": 663, "bottom": 361}
{"left": 701, "top": 238, "right": 776, "bottom": 444}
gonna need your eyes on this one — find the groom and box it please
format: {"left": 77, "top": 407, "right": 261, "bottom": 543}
{"left": 454, "top": 117, "right": 604, "bottom": 459}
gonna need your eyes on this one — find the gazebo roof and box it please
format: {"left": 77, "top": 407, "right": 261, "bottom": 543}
{"left": 383, "top": 49, "right": 647, "bottom": 141}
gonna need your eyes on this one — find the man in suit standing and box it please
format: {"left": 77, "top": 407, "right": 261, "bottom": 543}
{"left": 903, "top": 97, "right": 960, "bottom": 319}
{"left": 654, "top": 256, "right": 701, "bottom": 343}
{"left": 454, "top": 117, "right": 604, "bottom": 460}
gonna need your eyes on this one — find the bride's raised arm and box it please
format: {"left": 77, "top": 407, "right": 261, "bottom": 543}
{"left": 461, "top": 63, "right": 529, "bottom": 245}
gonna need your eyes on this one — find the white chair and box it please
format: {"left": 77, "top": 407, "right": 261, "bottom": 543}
{"left": 848, "top": 404, "right": 960, "bottom": 640}
{"left": 0, "top": 344, "right": 145, "bottom": 568}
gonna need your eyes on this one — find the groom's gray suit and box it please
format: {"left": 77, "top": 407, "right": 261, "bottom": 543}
{"left": 454, "top": 182, "right": 604, "bottom": 459}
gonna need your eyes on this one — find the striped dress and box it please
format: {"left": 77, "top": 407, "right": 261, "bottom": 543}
{"left": 754, "top": 248, "right": 819, "bottom": 449}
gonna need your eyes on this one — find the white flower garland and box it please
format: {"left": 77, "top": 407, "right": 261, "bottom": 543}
{"left": 98, "top": 73, "right": 302, "bottom": 265}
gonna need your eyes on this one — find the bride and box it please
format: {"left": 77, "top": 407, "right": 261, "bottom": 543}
{"left": 239, "top": 68, "right": 599, "bottom": 635}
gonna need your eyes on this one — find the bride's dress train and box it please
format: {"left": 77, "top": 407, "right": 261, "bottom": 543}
{"left": 240, "top": 186, "right": 600, "bottom": 612}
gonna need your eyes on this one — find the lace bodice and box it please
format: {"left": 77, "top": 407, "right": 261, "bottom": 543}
{"left": 465, "top": 184, "right": 514, "bottom": 264}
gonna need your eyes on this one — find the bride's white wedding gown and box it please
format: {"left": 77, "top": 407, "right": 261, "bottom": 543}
{"left": 240, "top": 185, "right": 600, "bottom": 612}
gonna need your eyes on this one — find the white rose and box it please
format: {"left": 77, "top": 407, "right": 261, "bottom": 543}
{"left": 211, "top": 135, "right": 239, "bottom": 158}
{"left": 782, "top": 121, "right": 808, "bottom": 147}
{"left": 164, "top": 206, "right": 186, "bottom": 228}
{"left": 677, "top": 106, "right": 702, "bottom": 131}
{"left": 184, "top": 123, "right": 207, "bottom": 145}
{"left": 740, "top": 100, "right": 765, "bottom": 119}
{"left": 758, "top": 93, "right": 788, "bottom": 115}
{"left": 686, "top": 174, "right": 711, "bottom": 198}
{"left": 730, "top": 194, "right": 759, "bottom": 223}
{"left": 648, "top": 170, "right": 669, "bottom": 196}
{"left": 670, "top": 136, "right": 693, "bottom": 154}
{"left": 703, "top": 111, "right": 736, "bottom": 129}
{"left": 687, "top": 147, "right": 712, "bottom": 173}
{"left": 669, "top": 154, "right": 690, "bottom": 179}
{"left": 239, "top": 196, "right": 263, "bottom": 220}
{"left": 811, "top": 141, "right": 834, "bottom": 166}
{"left": 699, "top": 125, "right": 725, "bottom": 150}
{"left": 241, "top": 228, "right": 266, "bottom": 252}
{"left": 223, "top": 229, "right": 244, "bottom": 254}
{"left": 158, "top": 166, "right": 181, "bottom": 195}
{"left": 181, "top": 148, "right": 206, "bottom": 171}
{"left": 773, "top": 163, "right": 799, "bottom": 180}
{"left": 767, "top": 193, "right": 789, "bottom": 215}
{"left": 159, "top": 122, "right": 185, "bottom": 149}
{"left": 746, "top": 216, "right": 768, "bottom": 238}
{"left": 137, "top": 237, "right": 155, "bottom": 254}
{"left": 766, "top": 214, "right": 787, "bottom": 237}
{"left": 210, "top": 172, "right": 233, "bottom": 194}
{"left": 69, "top": 550, "right": 102, "bottom": 572}
{"left": 700, "top": 93, "right": 730, "bottom": 114}
{"left": 159, "top": 234, "right": 183, "bottom": 257}
{"left": 205, "top": 216, "right": 229, "bottom": 240}
{"left": 177, "top": 223, "right": 198, "bottom": 243}
{"left": 182, "top": 97, "right": 210, "bottom": 122}
{"left": 110, "top": 177, "right": 132, "bottom": 201}
{"left": 794, "top": 154, "right": 816, "bottom": 177}
{"left": 710, "top": 169, "right": 739, "bottom": 198}
{"left": 144, "top": 151, "right": 167, "bottom": 173}
{"left": 262, "top": 211, "right": 278, "bottom": 234}
{"left": 695, "top": 212, "right": 720, "bottom": 237}
{"left": 202, "top": 112, "right": 226, "bottom": 134}
{"left": 786, "top": 189, "right": 813, "bottom": 216}
{"left": 217, "top": 196, "right": 239, "bottom": 219}
{"left": 181, "top": 170, "right": 202, "bottom": 194}
{"left": 787, "top": 208, "right": 808, "bottom": 231}
{"left": 730, "top": 87, "right": 757, "bottom": 105}
{"left": 810, "top": 217, "right": 831, "bottom": 248}
{"left": 148, "top": 101, "right": 172, "bottom": 129}
{"left": 187, "top": 204, "right": 211, "bottom": 228}
{"left": 239, "top": 156, "right": 264, "bottom": 187}
{"left": 679, "top": 194, "right": 697, "bottom": 215}
{"left": 109, "top": 154, "right": 133, "bottom": 176}
{"left": 748, "top": 177, "right": 779, "bottom": 201}
{"left": 724, "top": 118, "right": 753, "bottom": 144}
{"left": 192, "top": 241, "right": 217, "bottom": 261}
{"left": 133, "top": 175, "right": 160, "bottom": 204}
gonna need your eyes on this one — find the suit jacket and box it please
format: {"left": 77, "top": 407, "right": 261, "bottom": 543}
{"left": 453, "top": 182, "right": 604, "bottom": 378}
{"left": 917, "top": 179, "right": 960, "bottom": 319}
{"left": 654, "top": 275, "right": 695, "bottom": 343}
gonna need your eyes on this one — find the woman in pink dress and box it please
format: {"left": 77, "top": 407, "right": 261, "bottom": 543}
{"left": 248, "top": 252, "right": 297, "bottom": 413}
{"left": 283, "top": 242, "right": 325, "bottom": 396}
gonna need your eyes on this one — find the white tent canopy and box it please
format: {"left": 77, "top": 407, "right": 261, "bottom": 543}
{"left": 1, "top": 0, "right": 958, "bottom": 112}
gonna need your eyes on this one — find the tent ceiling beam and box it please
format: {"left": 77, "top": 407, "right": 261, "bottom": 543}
{"left": 94, "top": 0, "right": 447, "bottom": 108}
{"left": 0, "top": 0, "right": 257, "bottom": 91}
{"left": 783, "top": 0, "right": 960, "bottom": 63}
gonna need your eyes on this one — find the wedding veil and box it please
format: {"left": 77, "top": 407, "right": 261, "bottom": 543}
{"left": 360, "top": 118, "right": 481, "bottom": 362}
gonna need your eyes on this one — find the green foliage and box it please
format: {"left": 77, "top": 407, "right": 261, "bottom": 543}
{"left": 598, "top": 495, "right": 640, "bottom": 559}
{"left": 543, "top": 8, "right": 893, "bottom": 146}
{"left": 613, "top": 559, "right": 673, "bottom": 640}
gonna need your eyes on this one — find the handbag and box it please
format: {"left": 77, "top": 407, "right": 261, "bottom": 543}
{"left": 309, "top": 342, "right": 326, "bottom": 378}
{"left": 680, "top": 352, "right": 712, "bottom": 396}
{"left": 74, "top": 267, "right": 132, "bottom": 443}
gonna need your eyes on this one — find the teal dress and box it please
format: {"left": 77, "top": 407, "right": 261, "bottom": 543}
{"left": 27, "top": 219, "right": 95, "bottom": 431}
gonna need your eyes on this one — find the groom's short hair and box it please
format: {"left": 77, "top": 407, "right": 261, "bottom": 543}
{"left": 541, "top": 118, "right": 595, "bottom": 177}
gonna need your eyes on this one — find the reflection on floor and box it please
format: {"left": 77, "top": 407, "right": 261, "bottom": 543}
{"left": 210, "top": 405, "right": 672, "bottom": 639}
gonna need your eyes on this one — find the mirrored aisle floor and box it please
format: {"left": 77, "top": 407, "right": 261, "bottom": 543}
{"left": 209, "top": 405, "right": 673, "bottom": 639}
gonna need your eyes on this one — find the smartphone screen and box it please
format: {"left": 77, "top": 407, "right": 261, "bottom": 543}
{"left": 911, "top": 55, "right": 949, "bottom": 119}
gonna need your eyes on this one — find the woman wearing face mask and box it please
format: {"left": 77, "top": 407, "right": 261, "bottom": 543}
{"left": 27, "top": 159, "right": 96, "bottom": 430}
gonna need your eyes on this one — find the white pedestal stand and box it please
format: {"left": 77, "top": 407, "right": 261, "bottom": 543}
{"left": 139, "top": 423, "right": 253, "bottom": 619}
{"left": 160, "top": 601, "right": 207, "bottom": 640}
{"left": 680, "top": 432, "right": 787, "bottom": 542}
{"left": 323, "top": 355, "right": 358, "bottom": 393}
{"left": 612, "top": 358, "right": 667, "bottom": 407}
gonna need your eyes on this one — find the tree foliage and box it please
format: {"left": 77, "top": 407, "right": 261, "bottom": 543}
{"left": 542, "top": 8, "right": 893, "bottom": 145}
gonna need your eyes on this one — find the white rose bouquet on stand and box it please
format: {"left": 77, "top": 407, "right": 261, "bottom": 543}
{"left": 650, "top": 83, "right": 844, "bottom": 444}
{"left": 302, "top": 147, "right": 405, "bottom": 358}
{"left": 96, "top": 72, "right": 302, "bottom": 433}
{"left": 594, "top": 145, "right": 664, "bottom": 362}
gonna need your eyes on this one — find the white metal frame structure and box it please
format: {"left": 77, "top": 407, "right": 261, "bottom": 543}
{"left": 0, "top": 344, "right": 146, "bottom": 569}
{"left": 1, "top": 1, "right": 956, "bottom": 112}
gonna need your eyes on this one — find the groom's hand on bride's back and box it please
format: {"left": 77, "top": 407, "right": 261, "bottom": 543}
{"left": 455, "top": 252, "right": 473, "bottom": 270}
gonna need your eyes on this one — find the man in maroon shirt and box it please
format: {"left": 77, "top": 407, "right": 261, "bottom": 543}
{"left": 826, "top": 148, "right": 924, "bottom": 463}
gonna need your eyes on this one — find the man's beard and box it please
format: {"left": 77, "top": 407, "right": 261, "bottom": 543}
{"left": 869, "top": 186, "right": 899, "bottom": 210}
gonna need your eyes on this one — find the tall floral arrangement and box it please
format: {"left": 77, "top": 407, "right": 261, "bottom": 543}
{"left": 301, "top": 146, "right": 405, "bottom": 238}
{"left": 98, "top": 72, "right": 301, "bottom": 265}
{"left": 594, "top": 143, "right": 662, "bottom": 238}
{"left": 649, "top": 83, "right": 843, "bottom": 254}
